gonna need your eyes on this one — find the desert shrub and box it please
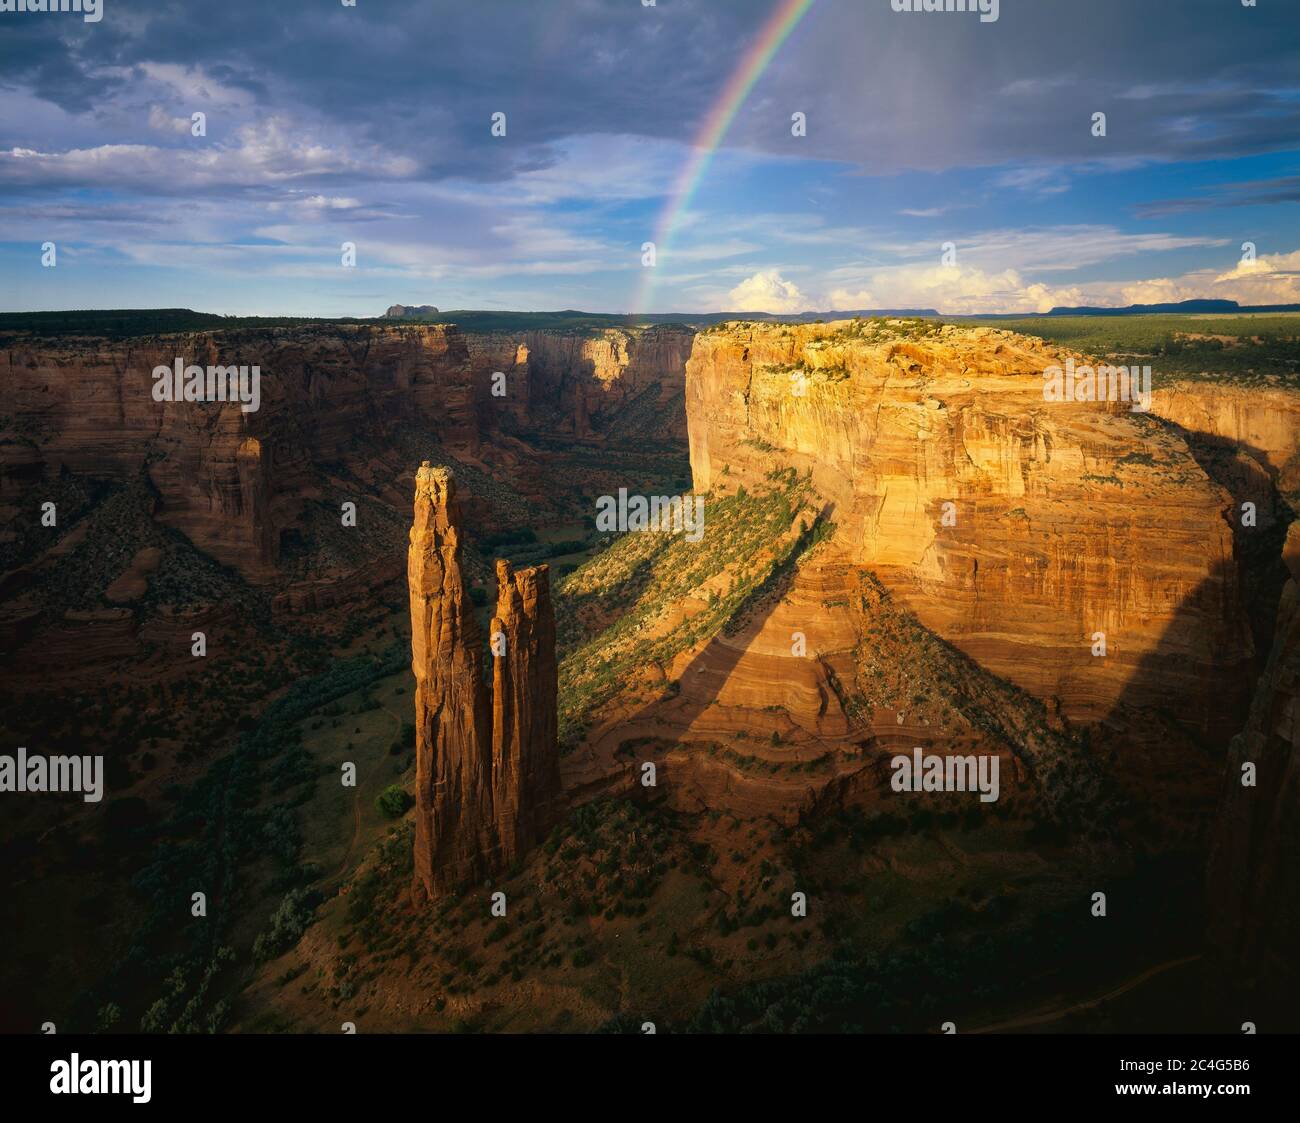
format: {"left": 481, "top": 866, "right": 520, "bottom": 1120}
{"left": 252, "top": 888, "right": 322, "bottom": 963}
{"left": 375, "top": 784, "right": 413, "bottom": 819}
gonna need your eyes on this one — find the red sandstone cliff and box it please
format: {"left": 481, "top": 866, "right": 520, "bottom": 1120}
{"left": 409, "top": 463, "right": 560, "bottom": 900}
{"left": 409, "top": 463, "right": 494, "bottom": 895}
{"left": 491, "top": 558, "right": 561, "bottom": 860}
{"left": 1151, "top": 380, "right": 1300, "bottom": 483}
{"left": 519, "top": 328, "right": 695, "bottom": 440}
{"left": 684, "top": 321, "right": 1253, "bottom": 743}
{"left": 0, "top": 322, "right": 691, "bottom": 589}
{"left": 1, "top": 324, "right": 481, "bottom": 582}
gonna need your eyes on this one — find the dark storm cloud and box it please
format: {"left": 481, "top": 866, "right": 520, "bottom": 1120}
{"left": 2, "top": 0, "right": 1298, "bottom": 194}
{"left": 0, "top": 0, "right": 750, "bottom": 185}
{"left": 734, "top": 0, "right": 1300, "bottom": 173}
{"left": 1136, "top": 175, "right": 1300, "bottom": 218}
{"left": 0, "top": 14, "right": 132, "bottom": 113}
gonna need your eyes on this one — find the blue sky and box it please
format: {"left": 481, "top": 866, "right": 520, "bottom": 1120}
{"left": 2, "top": 0, "right": 1299, "bottom": 315}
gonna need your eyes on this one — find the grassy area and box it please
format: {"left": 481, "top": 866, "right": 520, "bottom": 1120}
{"left": 555, "top": 469, "right": 825, "bottom": 748}
{"left": 949, "top": 313, "right": 1300, "bottom": 384}
{"left": 286, "top": 665, "right": 413, "bottom": 888}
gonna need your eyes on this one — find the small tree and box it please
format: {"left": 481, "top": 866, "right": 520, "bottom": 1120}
{"left": 375, "top": 784, "right": 413, "bottom": 819}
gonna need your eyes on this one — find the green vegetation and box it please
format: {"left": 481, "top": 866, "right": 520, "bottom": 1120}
{"left": 374, "top": 784, "right": 414, "bottom": 819}
{"left": 338, "top": 799, "right": 684, "bottom": 1019}
{"left": 63, "top": 640, "right": 408, "bottom": 1033}
{"left": 252, "top": 888, "right": 324, "bottom": 964}
{"left": 4, "top": 307, "right": 1297, "bottom": 388}
{"left": 0, "top": 308, "right": 698, "bottom": 338}
{"left": 832, "top": 316, "right": 945, "bottom": 343}
{"left": 555, "top": 470, "right": 825, "bottom": 748}
{"left": 340, "top": 823, "right": 413, "bottom": 956}
{"left": 850, "top": 572, "right": 1118, "bottom": 832}
{"left": 481, "top": 527, "right": 537, "bottom": 550}
{"left": 0, "top": 308, "right": 373, "bottom": 338}
{"left": 950, "top": 313, "right": 1300, "bottom": 384}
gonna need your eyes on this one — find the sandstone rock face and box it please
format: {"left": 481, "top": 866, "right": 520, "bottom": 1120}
{"left": 1, "top": 322, "right": 691, "bottom": 589}
{"left": 460, "top": 327, "right": 694, "bottom": 441}
{"left": 463, "top": 334, "right": 531, "bottom": 439}
{"left": 1206, "top": 522, "right": 1300, "bottom": 1021}
{"left": 1, "top": 324, "right": 477, "bottom": 582}
{"left": 409, "top": 464, "right": 493, "bottom": 897}
{"left": 569, "top": 537, "right": 1071, "bottom": 831}
{"left": 491, "top": 558, "right": 561, "bottom": 861}
{"left": 685, "top": 321, "right": 1253, "bottom": 740}
{"left": 520, "top": 328, "right": 695, "bottom": 440}
{"left": 1151, "top": 381, "right": 1300, "bottom": 479}
{"left": 409, "top": 463, "right": 560, "bottom": 900}
{"left": 1147, "top": 380, "right": 1300, "bottom": 676}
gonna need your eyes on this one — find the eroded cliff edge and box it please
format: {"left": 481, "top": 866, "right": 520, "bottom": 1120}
{"left": 684, "top": 320, "right": 1254, "bottom": 743}
{"left": 0, "top": 321, "right": 692, "bottom": 672}
{"left": 0, "top": 321, "right": 692, "bottom": 585}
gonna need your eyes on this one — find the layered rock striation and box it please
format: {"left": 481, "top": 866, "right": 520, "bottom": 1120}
{"left": 1147, "top": 379, "right": 1300, "bottom": 678}
{"left": 2, "top": 324, "right": 481, "bottom": 582}
{"left": 490, "top": 558, "right": 560, "bottom": 861}
{"left": 520, "top": 327, "right": 695, "bottom": 440}
{"left": 0, "top": 322, "right": 692, "bottom": 586}
{"left": 409, "top": 463, "right": 560, "bottom": 900}
{"left": 1150, "top": 380, "right": 1300, "bottom": 483}
{"left": 685, "top": 321, "right": 1254, "bottom": 741}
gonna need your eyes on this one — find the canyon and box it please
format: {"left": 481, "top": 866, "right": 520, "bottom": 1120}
{"left": 3, "top": 312, "right": 1298, "bottom": 1030}
{"left": 0, "top": 321, "right": 691, "bottom": 576}
{"left": 0, "top": 321, "right": 692, "bottom": 670}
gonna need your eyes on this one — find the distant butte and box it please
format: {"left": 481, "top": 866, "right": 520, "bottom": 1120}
{"left": 385, "top": 304, "right": 440, "bottom": 317}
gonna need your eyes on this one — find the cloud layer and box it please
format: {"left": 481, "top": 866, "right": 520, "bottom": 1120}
{"left": 2, "top": 0, "right": 1298, "bottom": 313}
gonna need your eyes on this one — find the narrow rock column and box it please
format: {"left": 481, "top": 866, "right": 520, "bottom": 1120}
{"left": 409, "top": 463, "right": 493, "bottom": 902}
{"left": 235, "top": 436, "right": 278, "bottom": 570}
{"left": 408, "top": 463, "right": 562, "bottom": 901}
{"left": 491, "top": 559, "right": 561, "bottom": 862}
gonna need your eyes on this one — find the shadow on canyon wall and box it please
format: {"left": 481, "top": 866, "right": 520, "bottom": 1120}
{"left": 1090, "top": 539, "right": 1295, "bottom": 1028}
{"left": 1100, "top": 558, "right": 1254, "bottom": 756}
{"left": 1167, "top": 424, "right": 1297, "bottom": 665}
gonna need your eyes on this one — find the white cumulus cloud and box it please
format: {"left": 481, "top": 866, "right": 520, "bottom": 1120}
{"left": 728, "top": 269, "right": 809, "bottom": 313}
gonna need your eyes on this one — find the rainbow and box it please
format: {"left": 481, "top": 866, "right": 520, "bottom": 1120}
{"left": 633, "top": 0, "right": 817, "bottom": 317}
